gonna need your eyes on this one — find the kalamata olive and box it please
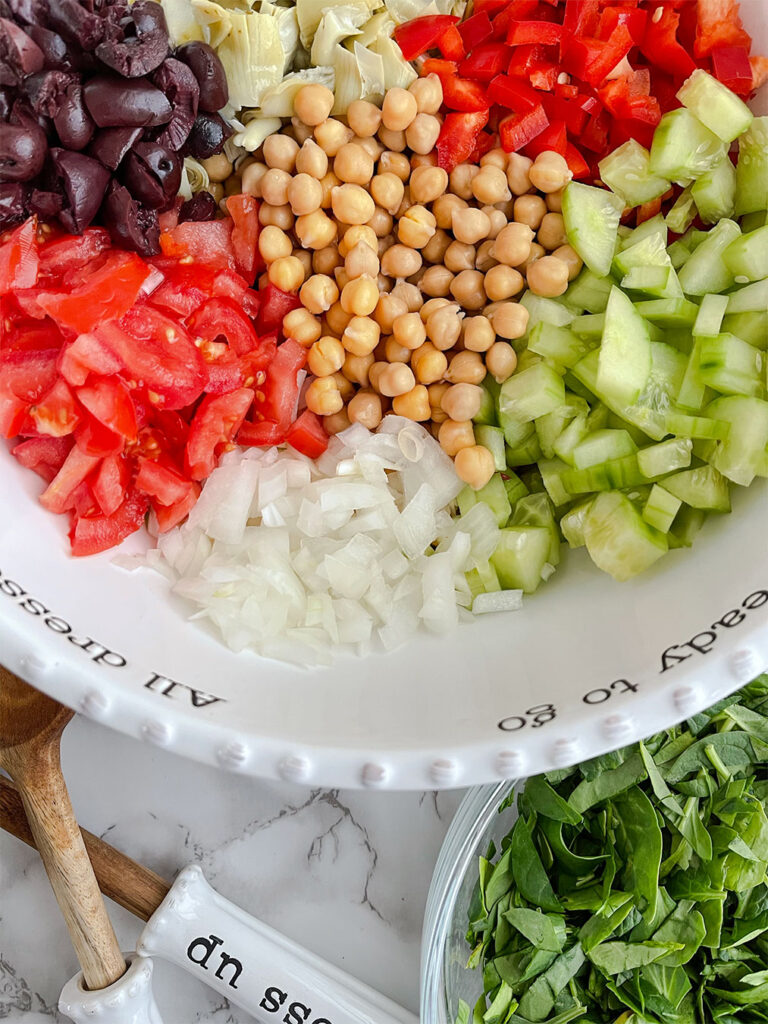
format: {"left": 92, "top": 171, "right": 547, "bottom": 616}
{"left": 0, "top": 181, "right": 27, "bottom": 228}
{"left": 178, "top": 190, "right": 216, "bottom": 223}
{"left": 29, "top": 188, "right": 62, "bottom": 217}
{"left": 175, "top": 41, "right": 227, "bottom": 112}
{"left": 4, "top": 0, "right": 44, "bottom": 25}
{"left": 21, "top": 68, "right": 76, "bottom": 116}
{"left": 26, "top": 25, "right": 71, "bottom": 69}
{"left": 152, "top": 57, "right": 197, "bottom": 151}
{"left": 47, "top": 0, "right": 103, "bottom": 51}
{"left": 95, "top": 0, "right": 168, "bottom": 77}
{"left": 54, "top": 83, "right": 94, "bottom": 149}
{"left": 185, "top": 111, "right": 231, "bottom": 160}
{"left": 50, "top": 147, "right": 109, "bottom": 231}
{"left": 0, "top": 18, "right": 44, "bottom": 85}
{"left": 0, "top": 121, "right": 46, "bottom": 180}
{"left": 83, "top": 74, "right": 171, "bottom": 127}
{"left": 87, "top": 124, "right": 140, "bottom": 169}
{"left": 102, "top": 180, "right": 159, "bottom": 256}
{"left": 123, "top": 140, "right": 180, "bottom": 209}
{"left": 10, "top": 96, "right": 50, "bottom": 136}
{"left": 0, "top": 87, "right": 11, "bottom": 119}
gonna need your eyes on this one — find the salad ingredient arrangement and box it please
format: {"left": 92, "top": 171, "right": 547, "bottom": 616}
{"left": 460, "top": 677, "right": 768, "bottom": 1024}
{"left": 0, "top": 203, "right": 321, "bottom": 555}
{"left": 253, "top": 79, "right": 579, "bottom": 491}
{"left": 142, "top": 417, "right": 511, "bottom": 664}
{"left": 0, "top": 0, "right": 231, "bottom": 252}
{"left": 398, "top": 0, "right": 768, "bottom": 176}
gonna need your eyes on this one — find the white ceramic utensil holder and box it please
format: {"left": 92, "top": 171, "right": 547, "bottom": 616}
{"left": 59, "top": 953, "right": 164, "bottom": 1024}
{"left": 137, "top": 865, "right": 417, "bottom": 1024}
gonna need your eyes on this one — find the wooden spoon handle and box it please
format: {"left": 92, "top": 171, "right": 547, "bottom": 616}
{"left": 0, "top": 777, "right": 169, "bottom": 922}
{"left": 10, "top": 742, "right": 127, "bottom": 990}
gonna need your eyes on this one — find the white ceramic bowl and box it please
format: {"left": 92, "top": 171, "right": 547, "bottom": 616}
{"left": 2, "top": 7, "right": 767, "bottom": 790}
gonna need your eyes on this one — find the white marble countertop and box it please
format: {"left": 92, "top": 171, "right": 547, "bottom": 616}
{"left": 0, "top": 715, "right": 462, "bottom": 1023}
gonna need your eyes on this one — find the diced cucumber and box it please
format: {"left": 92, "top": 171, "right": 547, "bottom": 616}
{"left": 664, "top": 329, "right": 694, "bottom": 355}
{"left": 572, "top": 349, "right": 666, "bottom": 440}
{"left": 619, "top": 213, "right": 668, "bottom": 252}
{"left": 562, "top": 455, "right": 645, "bottom": 495}
{"left": 498, "top": 363, "right": 566, "bottom": 423}
{"left": 643, "top": 485, "right": 681, "bottom": 532}
{"left": 572, "top": 429, "right": 637, "bottom": 469}
{"left": 605, "top": 412, "right": 653, "bottom": 447}
{"left": 640, "top": 340, "right": 687, "bottom": 410}
{"left": 519, "top": 467, "right": 545, "bottom": 494}
{"left": 597, "top": 286, "right": 652, "bottom": 406}
{"left": 634, "top": 298, "right": 700, "bottom": 326}
{"left": 665, "top": 185, "right": 697, "bottom": 235}
{"left": 562, "top": 182, "right": 624, "bottom": 278}
{"left": 723, "top": 225, "right": 768, "bottom": 284}
{"left": 637, "top": 438, "right": 693, "bottom": 478}
{"left": 520, "top": 291, "right": 576, "bottom": 329}
{"left": 676, "top": 69, "right": 753, "bottom": 143}
{"left": 583, "top": 491, "right": 668, "bottom": 581}
{"left": 741, "top": 211, "right": 768, "bottom": 233}
{"left": 663, "top": 465, "right": 731, "bottom": 512}
{"left": 499, "top": 415, "right": 534, "bottom": 450}
{"left": 613, "top": 231, "right": 669, "bottom": 275}
{"left": 538, "top": 457, "right": 571, "bottom": 508}
{"left": 667, "top": 240, "right": 692, "bottom": 269}
{"left": 571, "top": 313, "right": 605, "bottom": 339}
{"left": 706, "top": 394, "right": 768, "bottom": 485}
{"left": 511, "top": 492, "right": 560, "bottom": 565}
{"left": 676, "top": 339, "right": 709, "bottom": 412}
{"left": 527, "top": 322, "right": 594, "bottom": 369}
{"left": 598, "top": 139, "right": 670, "bottom": 207}
{"left": 725, "top": 278, "right": 768, "bottom": 314}
{"left": 465, "top": 562, "right": 501, "bottom": 599}
{"left": 668, "top": 506, "right": 707, "bottom": 549}
{"left": 735, "top": 116, "right": 768, "bottom": 215}
{"left": 693, "top": 294, "right": 729, "bottom": 338}
{"left": 517, "top": 350, "right": 543, "bottom": 372}
{"left": 473, "top": 381, "right": 498, "bottom": 426}
{"left": 474, "top": 425, "right": 506, "bottom": 471}
{"left": 506, "top": 433, "right": 542, "bottom": 467}
{"left": 564, "top": 267, "right": 614, "bottom": 314}
{"left": 491, "top": 526, "right": 552, "bottom": 593}
{"left": 649, "top": 108, "right": 726, "bottom": 183}
{"left": 472, "top": 473, "right": 512, "bottom": 526}
{"left": 535, "top": 397, "right": 588, "bottom": 458}
{"left": 691, "top": 156, "right": 737, "bottom": 224}
{"left": 722, "top": 311, "right": 768, "bottom": 349}
{"left": 559, "top": 498, "right": 593, "bottom": 549}
{"left": 665, "top": 411, "right": 731, "bottom": 439}
{"left": 503, "top": 471, "right": 529, "bottom": 507}
{"left": 698, "top": 333, "right": 764, "bottom": 398}
{"left": 552, "top": 412, "right": 589, "bottom": 466}
{"left": 621, "top": 266, "right": 677, "bottom": 298}
{"left": 677, "top": 218, "right": 741, "bottom": 296}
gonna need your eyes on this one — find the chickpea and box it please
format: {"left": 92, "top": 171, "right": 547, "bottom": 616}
{"left": 489, "top": 302, "right": 529, "bottom": 341}
{"left": 241, "top": 161, "right": 268, "bottom": 197}
{"left": 331, "top": 371, "right": 355, "bottom": 401}
{"left": 378, "top": 362, "right": 416, "bottom": 397}
{"left": 378, "top": 126, "right": 407, "bottom": 152}
{"left": 553, "top": 243, "right": 583, "bottom": 280}
{"left": 347, "top": 99, "right": 382, "bottom": 137}
{"left": 374, "top": 293, "right": 408, "bottom": 333}
{"left": 345, "top": 241, "right": 380, "bottom": 280}
{"left": 342, "top": 315, "right": 380, "bottom": 356}
{"left": 514, "top": 194, "right": 548, "bottom": 231}
{"left": 287, "top": 173, "right": 323, "bottom": 216}
{"left": 323, "top": 408, "right": 352, "bottom": 434}
{"left": 395, "top": 186, "right": 414, "bottom": 220}
{"left": 440, "top": 382, "right": 484, "bottom": 422}
{"left": 293, "top": 248, "right": 313, "bottom": 279}
{"left": 348, "top": 389, "right": 383, "bottom": 428}
{"left": 318, "top": 170, "right": 341, "bottom": 209}
{"left": 410, "top": 165, "right": 449, "bottom": 205}
{"left": 308, "top": 336, "right": 345, "bottom": 376}
{"left": 368, "top": 360, "right": 388, "bottom": 391}
{"left": 420, "top": 297, "right": 450, "bottom": 322}
{"left": 444, "top": 240, "right": 476, "bottom": 273}
{"left": 537, "top": 212, "right": 567, "bottom": 251}
{"left": 482, "top": 207, "right": 508, "bottom": 241}
{"left": 334, "top": 266, "right": 350, "bottom": 292}
{"left": 224, "top": 175, "right": 242, "bottom": 199}
{"left": 419, "top": 228, "right": 449, "bottom": 265}
{"left": 471, "top": 165, "right": 511, "bottom": 205}
{"left": 438, "top": 418, "right": 475, "bottom": 456}
{"left": 450, "top": 163, "right": 480, "bottom": 200}
{"left": 450, "top": 269, "right": 486, "bottom": 310}
{"left": 371, "top": 172, "right": 405, "bottom": 215}
{"left": 258, "top": 225, "right": 292, "bottom": 263}
{"left": 268, "top": 255, "right": 305, "bottom": 292}
{"left": 484, "top": 264, "right": 525, "bottom": 302}
{"left": 398, "top": 206, "right": 436, "bottom": 249}
{"left": 343, "top": 350, "right": 375, "bottom": 386}
{"left": 392, "top": 311, "right": 426, "bottom": 351}
{"left": 260, "top": 168, "right": 291, "bottom": 206}
{"left": 405, "top": 113, "right": 441, "bottom": 156}
{"left": 201, "top": 152, "right": 232, "bottom": 182}
{"left": 305, "top": 375, "right": 343, "bottom": 416}
{"left": 463, "top": 316, "right": 495, "bottom": 353}
{"left": 333, "top": 143, "right": 374, "bottom": 186}
{"left": 393, "top": 384, "right": 430, "bottom": 421}
{"left": 520, "top": 241, "right": 546, "bottom": 274}
{"left": 391, "top": 281, "right": 423, "bottom": 312}
{"left": 384, "top": 336, "right": 411, "bottom": 363}
{"left": 382, "top": 87, "right": 418, "bottom": 132}
{"left": 475, "top": 240, "right": 498, "bottom": 274}
{"left": 411, "top": 341, "right": 448, "bottom": 385}
{"left": 526, "top": 255, "right": 570, "bottom": 297}
{"left": 341, "top": 276, "right": 379, "bottom": 316}
{"left": 259, "top": 203, "right": 294, "bottom": 230}
{"left": 420, "top": 265, "right": 454, "bottom": 298}
{"left": 452, "top": 208, "right": 491, "bottom": 246}
{"left": 529, "top": 151, "right": 572, "bottom": 193}
{"left": 408, "top": 74, "right": 443, "bottom": 114}
{"left": 480, "top": 148, "right": 508, "bottom": 171}
{"left": 455, "top": 445, "right": 495, "bottom": 490}
{"left": 379, "top": 150, "right": 411, "bottom": 181}
{"left": 368, "top": 207, "right": 394, "bottom": 238}
{"left": 332, "top": 184, "right": 375, "bottom": 225}
{"left": 294, "top": 84, "right": 335, "bottom": 127}
{"left": 315, "top": 118, "right": 354, "bottom": 157}
{"left": 432, "top": 194, "right": 467, "bottom": 230}
{"left": 313, "top": 245, "right": 342, "bottom": 276}
{"left": 290, "top": 116, "right": 314, "bottom": 145}
{"left": 263, "top": 134, "right": 299, "bottom": 172}
{"left": 326, "top": 300, "right": 351, "bottom": 335}
{"left": 426, "top": 303, "right": 462, "bottom": 351}
{"left": 492, "top": 222, "right": 534, "bottom": 267}
{"left": 506, "top": 153, "right": 533, "bottom": 195}
{"left": 546, "top": 188, "right": 564, "bottom": 213}
{"left": 339, "top": 225, "right": 377, "bottom": 258}
{"left": 283, "top": 307, "right": 322, "bottom": 347}
{"left": 429, "top": 380, "right": 450, "bottom": 410}
{"left": 295, "top": 139, "right": 328, "bottom": 179}
{"left": 295, "top": 210, "right": 337, "bottom": 250}
{"left": 381, "top": 244, "right": 422, "bottom": 279}
{"left": 445, "top": 350, "right": 485, "bottom": 385}
{"left": 300, "top": 274, "right": 339, "bottom": 315}
{"left": 485, "top": 341, "right": 518, "bottom": 382}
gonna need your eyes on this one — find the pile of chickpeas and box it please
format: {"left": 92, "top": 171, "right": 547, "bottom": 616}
{"left": 218, "top": 78, "right": 583, "bottom": 491}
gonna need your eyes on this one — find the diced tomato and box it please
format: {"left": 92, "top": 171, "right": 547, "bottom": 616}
{"left": 58, "top": 333, "right": 123, "bottom": 388}
{"left": 74, "top": 415, "right": 124, "bottom": 457}
{"left": 226, "top": 194, "right": 260, "bottom": 283}
{"left": 237, "top": 419, "right": 286, "bottom": 447}
{"left": 153, "top": 481, "right": 200, "bottom": 533}
{"left": 285, "top": 410, "right": 328, "bottom": 459}
{"left": 507, "top": 20, "right": 564, "bottom": 46}
{"left": 437, "top": 110, "right": 490, "bottom": 172}
{"left": 159, "top": 220, "right": 236, "bottom": 273}
{"left": 204, "top": 338, "right": 278, "bottom": 395}
{"left": 39, "top": 444, "right": 100, "bottom": 514}
{"left": 441, "top": 75, "right": 490, "bottom": 112}
{"left": 12, "top": 435, "right": 72, "bottom": 484}
{"left": 392, "top": 15, "right": 459, "bottom": 60}
{"left": 92, "top": 453, "right": 130, "bottom": 516}
{"left": 711, "top": 44, "right": 754, "bottom": 94}
{"left": 457, "top": 11, "right": 493, "bottom": 50}
{"left": 148, "top": 409, "right": 190, "bottom": 450}
{"left": 31, "top": 378, "right": 81, "bottom": 437}
{"left": 752, "top": 55, "right": 768, "bottom": 92}
{"left": 37, "top": 229, "right": 110, "bottom": 281}
{"left": 458, "top": 44, "right": 509, "bottom": 82}
{"left": 136, "top": 457, "right": 193, "bottom": 506}
{"left": 148, "top": 260, "right": 219, "bottom": 316}
{"left": 35, "top": 251, "right": 150, "bottom": 334}
{"left": 524, "top": 119, "right": 567, "bottom": 158}
{"left": 0, "top": 348, "right": 58, "bottom": 403}
{"left": 69, "top": 490, "right": 149, "bottom": 556}
{"left": 694, "top": 0, "right": 752, "bottom": 58}
{"left": 499, "top": 104, "right": 549, "bottom": 153}
{"left": 0, "top": 386, "right": 26, "bottom": 438}
{"left": 187, "top": 297, "right": 260, "bottom": 357}
{"left": 257, "top": 284, "right": 302, "bottom": 334}
{"left": 76, "top": 376, "right": 138, "bottom": 441}
{"left": 185, "top": 387, "right": 254, "bottom": 480}
{"left": 437, "top": 24, "right": 466, "bottom": 62}
{"left": 252, "top": 338, "right": 307, "bottom": 429}
{"left": 0, "top": 219, "right": 39, "bottom": 292}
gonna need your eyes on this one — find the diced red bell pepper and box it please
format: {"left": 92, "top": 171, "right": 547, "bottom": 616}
{"left": 598, "top": 6, "right": 647, "bottom": 46}
{"left": 694, "top": 0, "right": 752, "bottom": 58}
{"left": 507, "top": 43, "right": 550, "bottom": 80}
{"left": 752, "top": 55, "right": 768, "bottom": 92}
{"left": 636, "top": 196, "right": 663, "bottom": 225}
{"left": 530, "top": 63, "right": 559, "bottom": 92}
{"left": 441, "top": 75, "right": 490, "bottom": 112}
{"left": 487, "top": 74, "right": 540, "bottom": 112}
{"left": 422, "top": 58, "right": 459, "bottom": 82}
{"left": 285, "top": 410, "right": 328, "bottom": 459}
{"left": 711, "top": 44, "right": 754, "bottom": 95}
{"left": 457, "top": 11, "right": 493, "bottom": 50}
{"left": 392, "top": 15, "right": 459, "bottom": 61}
{"left": 564, "top": 143, "right": 590, "bottom": 180}
{"left": 524, "top": 119, "right": 567, "bottom": 158}
{"left": 437, "top": 23, "right": 466, "bottom": 62}
{"left": 469, "top": 130, "right": 496, "bottom": 163}
{"left": 473, "top": 0, "right": 515, "bottom": 12}
{"left": 507, "top": 20, "right": 564, "bottom": 46}
{"left": 581, "top": 109, "right": 610, "bottom": 152}
{"left": 562, "top": 0, "right": 600, "bottom": 37}
{"left": 540, "top": 93, "right": 590, "bottom": 135}
{"left": 639, "top": 7, "right": 697, "bottom": 78}
{"left": 458, "top": 43, "right": 509, "bottom": 82}
{"left": 562, "top": 25, "right": 634, "bottom": 87}
{"left": 436, "top": 110, "right": 490, "bottom": 172}
{"left": 499, "top": 104, "right": 549, "bottom": 153}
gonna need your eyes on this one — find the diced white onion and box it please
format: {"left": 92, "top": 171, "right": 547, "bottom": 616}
{"left": 472, "top": 591, "right": 524, "bottom": 615}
